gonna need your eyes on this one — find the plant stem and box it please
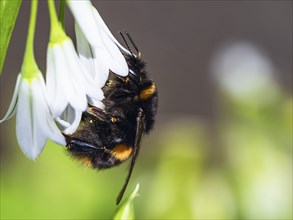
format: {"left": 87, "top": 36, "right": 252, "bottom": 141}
{"left": 58, "top": 0, "right": 65, "bottom": 29}
{"left": 21, "top": 0, "right": 39, "bottom": 78}
{"left": 48, "top": 0, "right": 58, "bottom": 27}
{"left": 48, "top": 0, "right": 66, "bottom": 43}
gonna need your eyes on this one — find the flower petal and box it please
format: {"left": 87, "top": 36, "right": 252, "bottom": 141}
{"left": 75, "top": 22, "right": 96, "bottom": 79}
{"left": 62, "top": 109, "right": 82, "bottom": 135}
{"left": 88, "top": 96, "right": 104, "bottom": 109}
{"left": 70, "top": 2, "right": 129, "bottom": 77}
{"left": 62, "top": 40, "right": 104, "bottom": 102}
{"left": 46, "top": 44, "right": 68, "bottom": 117}
{"left": 92, "top": 46, "right": 112, "bottom": 87}
{"left": 56, "top": 105, "right": 82, "bottom": 135}
{"left": 47, "top": 40, "right": 102, "bottom": 118}
{"left": 16, "top": 78, "right": 46, "bottom": 160}
{"left": 0, "top": 74, "right": 22, "bottom": 123}
{"left": 17, "top": 75, "right": 66, "bottom": 160}
{"left": 91, "top": 8, "right": 129, "bottom": 76}
{"left": 91, "top": 7, "right": 131, "bottom": 55}
{"left": 75, "top": 23, "right": 107, "bottom": 96}
{"left": 67, "top": 0, "right": 101, "bottom": 47}
{"left": 60, "top": 42, "right": 87, "bottom": 111}
{"left": 33, "top": 74, "right": 66, "bottom": 146}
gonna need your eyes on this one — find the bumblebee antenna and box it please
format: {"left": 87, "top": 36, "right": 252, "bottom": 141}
{"left": 116, "top": 108, "right": 144, "bottom": 205}
{"left": 124, "top": 31, "right": 140, "bottom": 55}
{"left": 119, "top": 31, "right": 135, "bottom": 58}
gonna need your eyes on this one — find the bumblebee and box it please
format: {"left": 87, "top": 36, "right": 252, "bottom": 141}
{"left": 64, "top": 32, "right": 158, "bottom": 204}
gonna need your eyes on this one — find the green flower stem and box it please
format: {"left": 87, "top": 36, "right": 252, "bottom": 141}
{"left": 48, "top": 0, "right": 67, "bottom": 44}
{"left": 58, "top": 0, "right": 65, "bottom": 29}
{"left": 21, "top": 0, "right": 39, "bottom": 79}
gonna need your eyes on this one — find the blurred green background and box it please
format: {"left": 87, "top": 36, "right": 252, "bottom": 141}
{"left": 1, "top": 1, "right": 292, "bottom": 219}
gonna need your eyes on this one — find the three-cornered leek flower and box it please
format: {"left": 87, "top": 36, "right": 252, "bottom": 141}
{"left": 67, "top": 0, "right": 129, "bottom": 93}
{"left": 0, "top": 72, "right": 66, "bottom": 160}
{"left": 46, "top": 0, "right": 103, "bottom": 134}
{"left": 46, "top": 38, "right": 104, "bottom": 118}
{"left": 0, "top": 0, "right": 65, "bottom": 160}
{"left": 1, "top": 0, "right": 131, "bottom": 160}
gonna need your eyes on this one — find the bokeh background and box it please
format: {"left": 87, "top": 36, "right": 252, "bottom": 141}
{"left": 1, "top": 1, "right": 292, "bottom": 219}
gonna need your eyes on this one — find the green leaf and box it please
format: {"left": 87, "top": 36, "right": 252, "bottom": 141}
{"left": 113, "top": 184, "right": 139, "bottom": 220}
{"left": 0, "top": 0, "right": 22, "bottom": 75}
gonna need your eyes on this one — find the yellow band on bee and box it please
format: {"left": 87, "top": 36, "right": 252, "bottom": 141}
{"left": 111, "top": 144, "right": 133, "bottom": 161}
{"left": 139, "top": 83, "right": 156, "bottom": 101}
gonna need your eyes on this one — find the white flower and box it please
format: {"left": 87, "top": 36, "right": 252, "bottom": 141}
{"left": 0, "top": 72, "right": 65, "bottom": 160}
{"left": 67, "top": 0, "right": 129, "bottom": 89}
{"left": 55, "top": 105, "right": 82, "bottom": 135}
{"left": 46, "top": 37, "right": 104, "bottom": 133}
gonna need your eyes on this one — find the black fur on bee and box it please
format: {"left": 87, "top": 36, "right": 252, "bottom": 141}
{"left": 64, "top": 32, "right": 158, "bottom": 204}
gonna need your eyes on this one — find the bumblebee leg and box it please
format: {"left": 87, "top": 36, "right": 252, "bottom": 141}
{"left": 116, "top": 108, "right": 144, "bottom": 204}
{"left": 87, "top": 105, "right": 109, "bottom": 121}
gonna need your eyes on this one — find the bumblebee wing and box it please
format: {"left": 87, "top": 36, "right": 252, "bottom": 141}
{"left": 116, "top": 108, "right": 144, "bottom": 205}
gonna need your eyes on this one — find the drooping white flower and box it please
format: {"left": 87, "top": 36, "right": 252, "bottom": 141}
{"left": 46, "top": 0, "right": 106, "bottom": 135}
{"left": 0, "top": 72, "right": 65, "bottom": 160}
{"left": 67, "top": 0, "right": 129, "bottom": 90}
{"left": 46, "top": 37, "right": 104, "bottom": 119}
